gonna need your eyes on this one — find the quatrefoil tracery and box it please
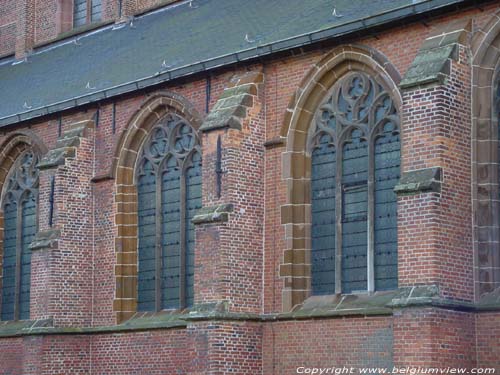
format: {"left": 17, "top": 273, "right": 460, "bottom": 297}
{"left": 138, "top": 114, "right": 200, "bottom": 176}
{"left": 2, "top": 150, "right": 39, "bottom": 206}
{"left": 310, "top": 71, "right": 399, "bottom": 150}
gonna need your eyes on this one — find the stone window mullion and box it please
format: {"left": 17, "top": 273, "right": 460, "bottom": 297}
{"left": 13, "top": 199, "right": 23, "bottom": 321}
{"left": 178, "top": 164, "right": 187, "bottom": 309}
{"left": 367, "top": 135, "right": 376, "bottom": 293}
{"left": 495, "top": 74, "right": 500, "bottom": 288}
{"left": 334, "top": 144, "right": 342, "bottom": 295}
{"left": 154, "top": 165, "right": 162, "bottom": 312}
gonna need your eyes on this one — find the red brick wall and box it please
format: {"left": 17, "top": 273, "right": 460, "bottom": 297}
{"left": 0, "top": 323, "right": 263, "bottom": 375}
{"left": 398, "top": 45, "right": 473, "bottom": 301}
{"left": 0, "top": 0, "right": 17, "bottom": 31}
{"left": 93, "top": 179, "right": 116, "bottom": 326}
{"left": 195, "top": 69, "right": 265, "bottom": 313}
{"left": 204, "top": 321, "right": 262, "bottom": 374}
{"left": 0, "top": 0, "right": 16, "bottom": 56}
{"left": 476, "top": 312, "right": 500, "bottom": 369}
{"left": 0, "top": 337, "right": 24, "bottom": 375}
{"left": 393, "top": 308, "right": 476, "bottom": 367}
{"left": 123, "top": 0, "right": 179, "bottom": 16}
{"left": 0, "top": 2, "right": 499, "bottom": 373}
{"left": 90, "top": 328, "right": 192, "bottom": 374}
{"left": 263, "top": 317, "right": 394, "bottom": 374}
{"left": 34, "top": 0, "right": 58, "bottom": 45}
{"left": 218, "top": 80, "right": 265, "bottom": 313}
{"left": 49, "top": 125, "right": 95, "bottom": 326}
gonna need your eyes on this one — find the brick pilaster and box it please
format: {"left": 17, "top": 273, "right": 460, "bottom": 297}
{"left": 194, "top": 70, "right": 265, "bottom": 313}
{"left": 397, "top": 22, "right": 473, "bottom": 301}
{"left": 120, "top": 0, "right": 138, "bottom": 17}
{"left": 394, "top": 20, "right": 475, "bottom": 366}
{"left": 31, "top": 117, "right": 96, "bottom": 327}
{"left": 15, "top": 0, "right": 35, "bottom": 59}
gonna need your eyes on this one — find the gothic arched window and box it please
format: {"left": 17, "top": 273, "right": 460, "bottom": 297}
{"left": 136, "top": 113, "right": 201, "bottom": 311}
{"left": 309, "top": 71, "right": 400, "bottom": 295}
{"left": 1, "top": 150, "right": 39, "bottom": 321}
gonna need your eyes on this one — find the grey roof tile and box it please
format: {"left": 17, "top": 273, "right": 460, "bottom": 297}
{"left": 0, "top": 0, "right": 465, "bottom": 126}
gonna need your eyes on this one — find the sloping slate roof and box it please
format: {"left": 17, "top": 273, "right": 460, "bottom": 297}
{"left": 0, "top": 0, "right": 465, "bottom": 127}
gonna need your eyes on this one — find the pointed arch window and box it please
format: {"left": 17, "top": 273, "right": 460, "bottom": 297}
{"left": 309, "top": 71, "right": 400, "bottom": 295}
{"left": 1, "top": 150, "right": 39, "bottom": 321}
{"left": 136, "top": 113, "right": 201, "bottom": 311}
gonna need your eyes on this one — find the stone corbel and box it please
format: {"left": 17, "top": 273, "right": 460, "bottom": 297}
{"left": 37, "top": 119, "right": 94, "bottom": 170}
{"left": 200, "top": 71, "right": 263, "bottom": 132}
{"left": 400, "top": 19, "right": 471, "bottom": 90}
{"left": 192, "top": 203, "right": 233, "bottom": 225}
{"left": 394, "top": 167, "right": 442, "bottom": 195}
{"left": 29, "top": 229, "right": 61, "bottom": 251}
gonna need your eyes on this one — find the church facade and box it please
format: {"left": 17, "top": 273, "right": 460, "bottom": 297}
{"left": 0, "top": 0, "right": 499, "bottom": 373}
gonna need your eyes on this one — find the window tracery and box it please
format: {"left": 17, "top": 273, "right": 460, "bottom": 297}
{"left": 309, "top": 71, "right": 400, "bottom": 294}
{"left": 136, "top": 113, "right": 201, "bottom": 311}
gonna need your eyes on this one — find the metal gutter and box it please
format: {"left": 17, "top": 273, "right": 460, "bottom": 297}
{"left": 0, "top": 0, "right": 469, "bottom": 128}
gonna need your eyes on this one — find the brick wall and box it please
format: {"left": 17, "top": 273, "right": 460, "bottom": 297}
{"left": 0, "top": 2, "right": 499, "bottom": 373}
{"left": 31, "top": 119, "right": 97, "bottom": 327}
{"left": 263, "top": 317, "right": 394, "bottom": 374}
{"left": 0, "top": 337, "right": 23, "bottom": 374}
{"left": 476, "top": 312, "right": 500, "bottom": 368}
{"left": 0, "top": 323, "right": 263, "bottom": 374}
{"left": 393, "top": 308, "right": 476, "bottom": 367}
{"left": 34, "top": 0, "right": 58, "bottom": 45}
{"left": 91, "top": 328, "right": 191, "bottom": 374}
{"left": 398, "top": 45, "right": 473, "bottom": 301}
{"left": 0, "top": 0, "right": 16, "bottom": 56}
{"left": 194, "top": 69, "right": 265, "bottom": 313}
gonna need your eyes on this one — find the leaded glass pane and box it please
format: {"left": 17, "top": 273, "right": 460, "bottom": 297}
{"left": 19, "top": 192, "right": 36, "bottom": 320}
{"left": 342, "top": 129, "right": 368, "bottom": 293}
{"left": 91, "top": 0, "right": 102, "bottom": 22}
{"left": 161, "top": 157, "right": 181, "bottom": 310}
{"left": 185, "top": 152, "right": 202, "bottom": 307}
{"left": 137, "top": 160, "right": 157, "bottom": 312}
{"left": 1, "top": 200, "right": 17, "bottom": 321}
{"left": 374, "top": 122, "right": 400, "bottom": 290}
{"left": 311, "top": 135, "right": 336, "bottom": 295}
{"left": 73, "top": 0, "right": 87, "bottom": 27}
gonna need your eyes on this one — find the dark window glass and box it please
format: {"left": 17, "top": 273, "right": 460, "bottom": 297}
{"left": 91, "top": 0, "right": 102, "bottom": 23}
{"left": 311, "top": 135, "right": 336, "bottom": 295}
{"left": 74, "top": 0, "right": 101, "bottom": 28}
{"left": 73, "top": 0, "right": 87, "bottom": 28}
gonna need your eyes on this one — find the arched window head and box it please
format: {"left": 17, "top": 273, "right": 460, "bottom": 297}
{"left": 136, "top": 113, "right": 201, "bottom": 312}
{"left": 1, "top": 150, "right": 39, "bottom": 321}
{"left": 309, "top": 71, "right": 400, "bottom": 295}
